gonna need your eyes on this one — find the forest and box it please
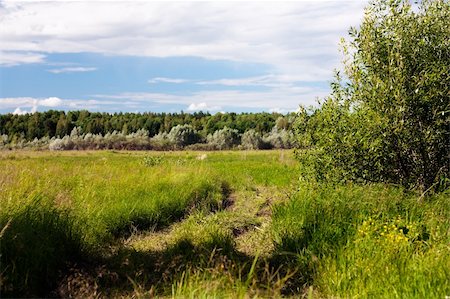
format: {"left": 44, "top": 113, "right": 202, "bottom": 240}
{"left": 0, "top": 111, "right": 298, "bottom": 150}
{"left": 0, "top": 110, "right": 294, "bottom": 140}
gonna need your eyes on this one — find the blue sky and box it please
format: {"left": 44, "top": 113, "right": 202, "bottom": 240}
{"left": 0, "top": 1, "right": 367, "bottom": 114}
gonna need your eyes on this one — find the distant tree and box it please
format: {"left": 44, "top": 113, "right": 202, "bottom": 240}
{"left": 121, "top": 123, "right": 129, "bottom": 135}
{"left": 0, "top": 110, "right": 294, "bottom": 145}
{"left": 207, "top": 127, "right": 240, "bottom": 150}
{"left": 265, "top": 127, "right": 297, "bottom": 149}
{"left": 241, "top": 129, "right": 265, "bottom": 150}
{"left": 275, "top": 116, "right": 288, "bottom": 130}
{"left": 55, "top": 113, "right": 69, "bottom": 137}
{"left": 167, "top": 124, "right": 201, "bottom": 148}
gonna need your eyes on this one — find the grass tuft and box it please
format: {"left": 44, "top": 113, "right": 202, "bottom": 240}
{"left": 0, "top": 195, "right": 85, "bottom": 297}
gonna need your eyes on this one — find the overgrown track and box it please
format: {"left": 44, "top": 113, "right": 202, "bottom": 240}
{"left": 2, "top": 150, "right": 448, "bottom": 298}
{"left": 0, "top": 150, "right": 300, "bottom": 298}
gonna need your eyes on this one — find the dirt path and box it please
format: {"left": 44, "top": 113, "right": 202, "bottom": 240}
{"left": 125, "top": 187, "right": 288, "bottom": 257}
{"left": 57, "top": 186, "right": 294, "bottom": 298}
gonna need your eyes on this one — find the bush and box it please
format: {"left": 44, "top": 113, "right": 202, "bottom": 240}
{"left": 2, "top": 123, "right": 299, "bottom": 151}
{"left": 49, "top": 138, "right": 64, "bottom": 151}
{"left": 167, "top": 124, "right": 201, "bottom": 148}
{"left": 150, "top": 131, "right": 173, "bottom": 150}
{"left": 264, "top": 127, "right": 297, "bottom": 149}
{"left": 295, "top": 0, "right": 450, "bottom": 192}
{"left": 240, "top": 129, "right": 266, "bottom": 150}
{"left": 207, "top": 127, "right": 240, "bottom": 150}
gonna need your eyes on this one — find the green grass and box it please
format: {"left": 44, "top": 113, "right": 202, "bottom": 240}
{"left": 0, "top": 150, "right": 298, "bottom": 297}
{"left": 1, "top": 152, "right": 226, "bottom": 245}
{"left": 0, "top": 196, "right": 85, "bottom": 297}
{"left": 1, "top": 150, "right": 448, "bottom": 298}
{"left": 272, "top": 182, "right": 450, "bottom": 298}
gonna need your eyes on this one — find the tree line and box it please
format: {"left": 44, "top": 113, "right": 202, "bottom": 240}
{"left": 0, "top": 110, "right": 298, "bottom": 150}
{"left": 0, "top": 110, "right": 296, "bottom": 142}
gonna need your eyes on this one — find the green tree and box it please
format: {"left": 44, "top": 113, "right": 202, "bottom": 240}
{"left": 55, "top": 113, "right": 69, "bottom": 137}
{"left": 296, "top": 0, "right": 450, "bottom": 192}
{"left": 167, "top": 124, "right": 200, "bottom": 148}
{"left": 207, "top": 127, "right": 240, "bottom": 150}
{"left": 241, "top": 129, "right": 264, "bottom": 150}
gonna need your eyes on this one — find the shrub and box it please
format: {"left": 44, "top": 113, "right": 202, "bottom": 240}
{"left": 207, "top": 127, "right": 240, "bottom": 150}
{"left": 264, "top": 127, "right": 297, "bottom": 149}
{"left": 167, "top": 124, "right": 201, "bottom": 148}
{"left": 151, "top": 131, "right": 175, "bottom": 150}
{"left": 240, "top": 129, "right": 265, "bottom": 150}
{"left": 295, "top": 0, "right": 450, "bottom": 192}
{"left": 49, "top": 138, "right": 64, "bottom": 151}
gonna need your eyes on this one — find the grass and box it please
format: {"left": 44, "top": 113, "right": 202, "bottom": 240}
{"left": 272, "top": 182, "right": 450, "bottom": 298}
{"left": 1, "top": 150, "right": 449, "bottom": 298}
{"left": 0, "top": 150, "right": 298, "bottom": 297}
{"left": 0, "top": 197, "right": 85, "bottom": 297}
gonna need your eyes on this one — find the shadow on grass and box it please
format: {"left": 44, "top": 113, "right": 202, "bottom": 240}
{"left": 0, "top": 198, "right": 86, "bottom": 298}
{"left": 54, "top": 235, "right": 306, "bottom": 298}
{"left": 1, "top": 186, "right": 306, "bottom": 298}
{"left": 0, "top": 206, "right": 311, "bottom": 298}
{"left": 106, "top": 181, "right": 232, "bottom": 240}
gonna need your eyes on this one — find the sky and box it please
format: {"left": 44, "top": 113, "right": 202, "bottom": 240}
{"left": 0, "top": 0, "right": 368, "bottom": 114}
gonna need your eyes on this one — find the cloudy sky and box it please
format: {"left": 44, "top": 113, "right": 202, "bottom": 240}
{"left": 0, "top": 0, "right": 367, "bottom": 114}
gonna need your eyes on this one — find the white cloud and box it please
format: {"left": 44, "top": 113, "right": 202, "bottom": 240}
{"left": 0, "top": 1, "right": 367, "bottom": 79}
{"left": 0, "top": 2, "right": 368, "bottom": 112}
{"left": 1, "top": 97, "right": 106, "bottom": 113}
{"left": 0, "top": 51, "right": 45, "bottom": 66}
{"left": 38, "top": 96, "right": 62, "bottom": 107}
{"left": 187, "top": 102, "right": 221, "bottom": 112}
{"left": 0, "top": 95, "right": 165, "bottom": 113}
{"left": 148, "top": 74, "right": 314, "bottom": 88}
{"left": 93, "top": 84, "right": 327, "bottom": 112}
{"left": 47, "top": 67, "right": 97, "bottom": 74}
{"left": 269, "top": 107, "right": 291, "bottom": 114}
{"left": 148, "top": 77, "right": 190, "bottom": 84}
{"left": 196, "top": 74, "right": 320, "bottom": 88}
{"left": 197, "top": 75, "right": 274, "bottom": 87}
{"left": 10, "top": 98, "right": 38, "bottom": 115}
{"left": 1, "top": 84, "right": 326, "bottom": 113}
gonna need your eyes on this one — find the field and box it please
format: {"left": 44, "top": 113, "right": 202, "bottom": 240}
{"left": 1, "top": 150, "right": 449, "bottom": 298}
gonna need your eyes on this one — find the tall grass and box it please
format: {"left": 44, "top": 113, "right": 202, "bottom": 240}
{"left": 75, "top": 172, "right": 225, "bottom": 245}
{"left": 0, "top": 196, "right": 85, "bottom": 297}
{"left": 2, "top": 150, "right": 448, "bottom": 297}
{"left": 0, "top": 152, "right": 235, "bottom": 296}
{"left": 272, "top": 183, "right": 450, "bottom": 298}
{"left": 0, "top": 150, "right": 298, "bottom": 296}
{"left": 0, "top": 152, "right": 228, "bottom": 245}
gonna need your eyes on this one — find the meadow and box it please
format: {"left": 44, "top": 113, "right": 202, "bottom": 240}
{"left": 2, "top": 1, "right": 448, "bottom": 297}
{"left": 0, "top": 150, "right": 449, "bottom": 298}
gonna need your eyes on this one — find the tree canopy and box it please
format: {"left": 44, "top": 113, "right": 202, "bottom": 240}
{"left": 0, "top": 110, "right": 296, "bottom": 141}
{"left": 295, "top": 0, "right": 449, "bottom": 192}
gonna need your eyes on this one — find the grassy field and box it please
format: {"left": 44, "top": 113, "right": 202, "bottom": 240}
{"left": 0, "top": 150, "right": 449, "bottom": 298}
